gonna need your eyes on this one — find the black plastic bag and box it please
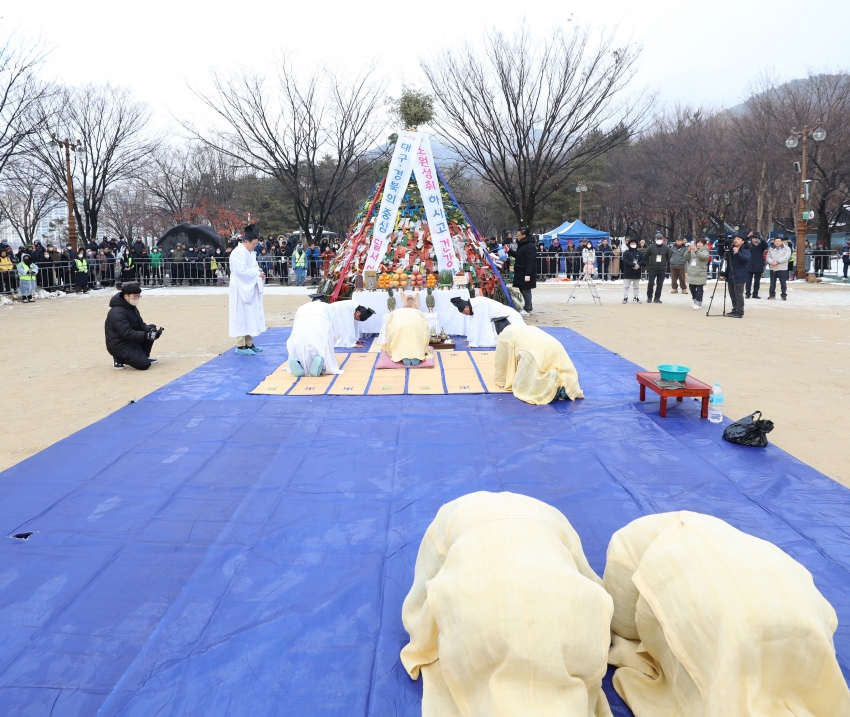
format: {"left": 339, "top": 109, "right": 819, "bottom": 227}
{"left": 722, "top": 411, "right": 774, "bottom": 447}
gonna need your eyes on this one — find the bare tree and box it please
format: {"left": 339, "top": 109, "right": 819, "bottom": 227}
{"left": 0, "top": 29, "right": 52, "bottom": 180}
{"left": 186, "top": 60, "right": 385, "bottom": 243}
{"left": 33, "top": 83, "right": 157, "bottom": 244}
{"left": 102, "top": 183, "right": 156, "bottom": 243}
{"left": 422, "top": 24, "right": 648, "bottom": 229}
{"left": 142, "top": 143, "right": 239, "bottom": 225}
{"left": 0, "top": 156, "right": 58, "bottom": 245}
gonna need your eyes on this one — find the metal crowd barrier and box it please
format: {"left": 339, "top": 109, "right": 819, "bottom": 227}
{"left": 1, "top": 250, "right": 842, "bottom": 296}
{"left": 0, "top": 256, "right": 336, "bottom": 295}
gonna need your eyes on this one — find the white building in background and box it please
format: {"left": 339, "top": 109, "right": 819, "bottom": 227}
{"left": 0, "top": 202, "right": 67, "bottom": 248}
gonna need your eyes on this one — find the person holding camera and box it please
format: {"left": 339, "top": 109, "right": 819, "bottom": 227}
{"left": 767, "top": 237, "right": 792, "bottom": 300}
{"left": 686, "top": 238, "right": 710, "bottom": 309}
{"left": 105, "top": 281, "right": 164, "bottom": 370}
{"left": 725, "top": 234, "right": 751, "bottom": 318}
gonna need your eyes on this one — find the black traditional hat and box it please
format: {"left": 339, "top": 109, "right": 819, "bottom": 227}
{"left": 354, "top": 305, "right": 375, "bottom": 321}
{"left": 492, "top": 317, "right": 511, "bottom": 335}
{"left": 309, "top": 293, "right": 329, "bottom": 302}
{"left": 121, "top": 281, "right": 142, "bottom": 295}
{"left": 242, "top": 224, "right": 259, "bottom": 242}
{"left": 450, "top": 297, "right": 473, "bottom": 315}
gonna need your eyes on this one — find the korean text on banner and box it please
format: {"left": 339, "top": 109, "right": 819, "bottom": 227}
{"left": 363, "top": 132, "right": 422, "bottom": 272}
{"left": 413, "top": 135, "right": 460, "bottom": 273}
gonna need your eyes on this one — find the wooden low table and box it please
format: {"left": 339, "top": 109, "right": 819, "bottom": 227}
{"left": 636, "top": 372, "right": 712, "bottom": 418}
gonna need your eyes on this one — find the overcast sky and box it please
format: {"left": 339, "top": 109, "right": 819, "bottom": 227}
{"left": 6, "top": 0, "right": 849, "bottom": 133}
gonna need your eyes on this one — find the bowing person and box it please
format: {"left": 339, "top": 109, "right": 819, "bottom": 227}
{"left": 401, "top": 491, "right": 614, "bottom": 717}
{"left": 450, "top": 295, "right": 524, "bottom": 348}
{"left": 604, "top": 511, "right": 850, "bottom": 717}
{"left": 326, "top": 300, "right": 375, "bottom": 348}
{"left": 494, "top": 324, "right": 584, "bottom": 404}
{"left": 286, "top": 300, "right": 344, "bottom": 377}
{"left": 381, "top": 307, "right": 431, "bottom": 366}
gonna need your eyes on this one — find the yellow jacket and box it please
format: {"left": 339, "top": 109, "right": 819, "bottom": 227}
{"left": 0, "top": 255, "right": 12, "bottom": 272}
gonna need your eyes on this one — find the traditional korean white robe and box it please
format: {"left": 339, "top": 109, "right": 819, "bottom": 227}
{"left": 465, "top": 296, "right": 524, "bottom": 348}
{"left": 228, "top": 243, "right": 266, "bottom": 337}
{"left": 401, "top": 491, "right": 614, "bottom": 717}
{"left": 285, "top": 301, "right": 343, "bottom": 375}
{"left": 327, "top": 300, "right": 362, "bottom": 348}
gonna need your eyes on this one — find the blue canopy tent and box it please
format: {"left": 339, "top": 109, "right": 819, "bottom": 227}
{"left": 556, "top": 220, "right": 610, "bottom": 247}
{"left": 541, "top": 220, "right": 573, "bottom": 244}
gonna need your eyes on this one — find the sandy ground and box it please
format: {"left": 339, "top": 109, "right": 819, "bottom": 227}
{"left": 1, "top": 279, "right": 848, "bottom": 486}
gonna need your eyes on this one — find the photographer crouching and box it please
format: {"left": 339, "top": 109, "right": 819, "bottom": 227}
{"left": 105, "top": 282, "right": 164, "bottom": 370}
{"left": 725, "top": 234, "right": 751, "bottom": 319}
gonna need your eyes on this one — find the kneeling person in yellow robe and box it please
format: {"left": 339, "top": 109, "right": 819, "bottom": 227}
{"left": 401, "top": 491, "right": 614, "bottom": 717}
{"left": 494, "top": 324, "right": 584, "bottom": 404}
{"left": 382, "top": 307, "right": 431, "bottom": 366}
{"left": 604, "top": 511, "right": 850, "bottom": 717}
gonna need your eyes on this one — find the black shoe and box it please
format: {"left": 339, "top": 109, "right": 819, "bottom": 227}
{"left": 726, "top": 312, "right": 742, "bottom": 318}
{"left": 148, "top": 358, "right": 158, "bottom": 364}
{"left": 752, "top": 295, "right": 760, "bottom": 299}
{"left": 653, "top": 298, "right": 662, "bottom": 304}
{"left": 113, "top": 359, "right": 125, "bottom": 370}
{"left": 622, "top": 298, "right": 628, "bottom": 303}
{"left": 633, "top": 297, "right": 641, "bottom": 303}
{"left": 745, "top": 294, "right": 750, "bottom": 299}
{"left": 781, "top": 296, "right": 787, "bottom": 300}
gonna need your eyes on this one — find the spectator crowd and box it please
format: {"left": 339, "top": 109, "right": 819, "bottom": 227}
{"left": 1, "top": 226, "right": 846, "bottom": 305}
{"left": 0, "top": 232, "right": 343, "bottom": 299}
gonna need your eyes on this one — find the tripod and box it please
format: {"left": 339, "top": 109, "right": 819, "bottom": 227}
{"left": 705, "top": 249, "right": 735, "bottom": 317}
{"left": 568, "top": 262, "right": 602, "bottom": 305}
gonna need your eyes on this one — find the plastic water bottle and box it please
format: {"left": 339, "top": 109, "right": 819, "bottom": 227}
{"left": 708, "top": 383, "right": 724, "bottom": 423}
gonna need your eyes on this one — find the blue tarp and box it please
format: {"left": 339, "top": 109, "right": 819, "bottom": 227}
{"left": 1, "top": 327, "right": 849, "bottom": 717}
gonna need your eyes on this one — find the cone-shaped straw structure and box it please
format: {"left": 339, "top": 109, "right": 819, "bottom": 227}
{"left": 318, "top": 174, "right": 513, "bottom": 304}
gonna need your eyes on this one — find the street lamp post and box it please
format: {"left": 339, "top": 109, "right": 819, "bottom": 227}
{"left": 575, "top": 182, "right": 588, "bottom": 222}
{"left": 785, "top": 124, "right": 826, "bottom": 280}
{"left": 49, "top": 135, "right": 85, "bottom": 253}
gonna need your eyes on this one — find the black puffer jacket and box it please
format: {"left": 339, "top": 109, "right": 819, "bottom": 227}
{"left": 105, "top": 292, "right": 153, "bottom": 361}
{"left": 508, "top": 238, "right": 538, "bottom": 289}
{"left": 621, "top": 247, "right": 645, "bottom": 279}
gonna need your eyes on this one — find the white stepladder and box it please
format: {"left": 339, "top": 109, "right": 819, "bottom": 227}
{"left": 567, "top": 262, "right": 602, "bottom": 305}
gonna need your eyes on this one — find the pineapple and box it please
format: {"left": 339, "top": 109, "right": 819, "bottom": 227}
{"left": 426, "top": 287, "right": 435, "bottom": 312}
{"left": 387, "top": 287, "right": 396, "bottom": 311}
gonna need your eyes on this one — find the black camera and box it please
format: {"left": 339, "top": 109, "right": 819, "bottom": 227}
{"left": 715, "top": 234, "right": 734, "bottom": 252}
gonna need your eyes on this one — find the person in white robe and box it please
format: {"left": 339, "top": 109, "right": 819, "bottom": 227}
{"left": 401, "top": 491, "right": 614, "bottom": 717}
{"left": 450, "top": 296, "right": 524, "bottom": 348}
{"left": 286, "top": 301, "right": 344, "bottom": 376}
{"left": 325, "top": 299, "right": 375, "bottom": 348}
{"left": 228, "top": 224, "right": 266, "bottom": 355}
{"left": 604, "top": 511, "right": 850, "bottom": 717}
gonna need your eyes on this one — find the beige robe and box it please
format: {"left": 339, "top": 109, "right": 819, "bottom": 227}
{"left": 604, "top": 511, "right": 850, "bottom": 717}
{"left": 401, "top": 491, "right": 614, "bottom": 717}
{"left": 494, "top": 324, "right": 584, "bottom": 404}
{"left": 381, "top": 307, "right": 432, "bottom": 362}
